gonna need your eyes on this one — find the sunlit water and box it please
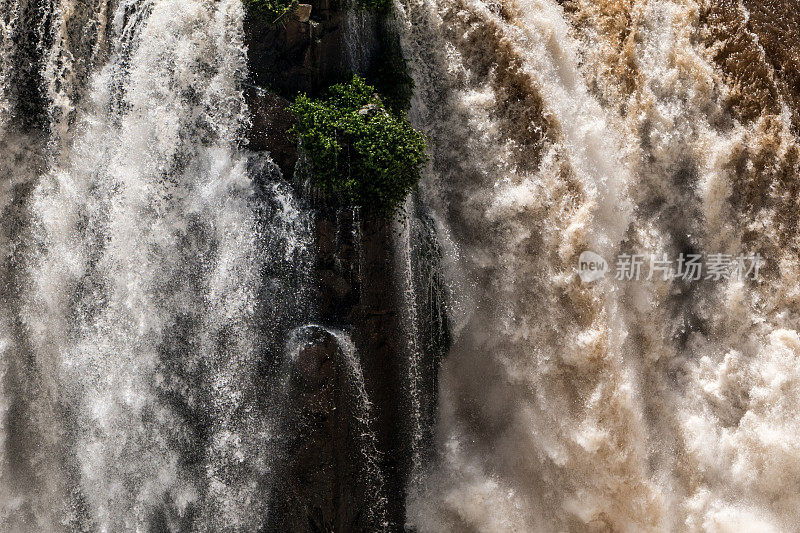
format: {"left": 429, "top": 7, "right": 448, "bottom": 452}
{"left": 2, "top": 0, "right": 799, "bottom": 530}
{"left": 397, "top": 0, "right": 800, "bottom": 530}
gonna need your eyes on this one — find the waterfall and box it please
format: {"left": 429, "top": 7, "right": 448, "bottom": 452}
{"left": 397, "top": 0, "right": 800, "bottom": 530}
{"left": 394, "top": 195, "right": 450, "bottom": 489}
{"left": 2, "top": 0, "right": 800, "bottom": 529}
{"left": 343, "top": 4, "right": 379, "bottom": 77}
{"left": 24, "top": 0, "right": 271, "bottom": 528}
{"left": 0, "top": 0, "right": 317, "bottom": 529}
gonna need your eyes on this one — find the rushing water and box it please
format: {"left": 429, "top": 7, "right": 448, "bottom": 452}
{"left": 1, "top": 0, "right": 310, "bottom": 529}
{"left": 2, "top": 0, "right": 800, "bottom": 530}
{"left": 397, "top": 0, "right": 800, "bottom": 530}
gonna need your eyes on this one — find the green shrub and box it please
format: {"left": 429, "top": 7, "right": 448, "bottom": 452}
{"left": 243, "top": 0, "right": 297, "bottom": 23}
{"left": 289, "top": 76, "right": 427, "bottom": 214}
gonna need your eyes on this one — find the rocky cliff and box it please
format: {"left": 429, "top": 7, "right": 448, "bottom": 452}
{"left": 243, "top": 3, "right": 443, "bottom": 530}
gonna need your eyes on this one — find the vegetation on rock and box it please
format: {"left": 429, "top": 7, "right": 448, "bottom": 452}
{"left": 289, "top": 76, "right": 427, "bottom": 214}
{"left": 243, "top": 0, "right": 297, "bottom": 22}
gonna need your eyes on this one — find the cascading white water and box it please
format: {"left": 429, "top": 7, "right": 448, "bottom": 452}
{"left": 0, "top": 0, "right": 321, "bottom": 529}
{"left": 2, "top": 0, "right": 799, "bottom": 529}
{"left": 26, "top": 0, "right": 277, "bottom": 528}
{"left": 0, "top": 0, "right": 18, "bottom": 131}
{"left": 396, "top": 0, "right": 800, "bottom": 530}
{"left": 343, "top": 5, "right": 379, "bottom": 77}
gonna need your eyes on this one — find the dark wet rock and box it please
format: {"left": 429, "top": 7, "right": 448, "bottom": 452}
{"left": 244, "top": 5, "right": 443, "bottom": 531}
{"left": 244, "top": 0, "right": 351, "bottom": 97}
{"left": 296, "top": 3, "right": 313, "bottom": 23}
{"left": 267, "top": 324, "right": 387, "bottom": 532}
{"left": 349, "top": 216, "right": 408, "bottom": 529}
{"left": 245, "top": 87, "right": 297, "bottom": 177}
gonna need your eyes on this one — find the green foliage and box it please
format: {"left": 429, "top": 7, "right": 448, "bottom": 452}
{"left": 243, "top": 0, "right": 297, "bottom": 23}
{"left": 289, "top": 76, "right": 427, "bottom": 214}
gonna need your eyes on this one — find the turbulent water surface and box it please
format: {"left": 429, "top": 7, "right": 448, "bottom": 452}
{"left": 1, "top": 0, "right": 800, "bottom": 530}
{"left": 398, "top": 0, "right": 800, "bottom": 530}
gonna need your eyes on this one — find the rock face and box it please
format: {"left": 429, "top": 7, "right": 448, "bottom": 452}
{"left": 348, "top": 216, "right": 410, "bottom": 528}
{"left": 267, "top": 325, "right": 383, "bottom": 532}
{"left": 245, "top": 87, "right": 297, "bottom": 176}
{"left": 244, "top": 3, "right": 432, "bottom": 531}
{"left": 244, "top": 0, "right": 352, "bottom": 96}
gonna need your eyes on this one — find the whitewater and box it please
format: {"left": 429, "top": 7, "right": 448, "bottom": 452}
{"left": 1, "top": 0, "right": 799, "bottom": 530}
{"left": 398, "top": 0, "right": 800, "bottom": 530}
